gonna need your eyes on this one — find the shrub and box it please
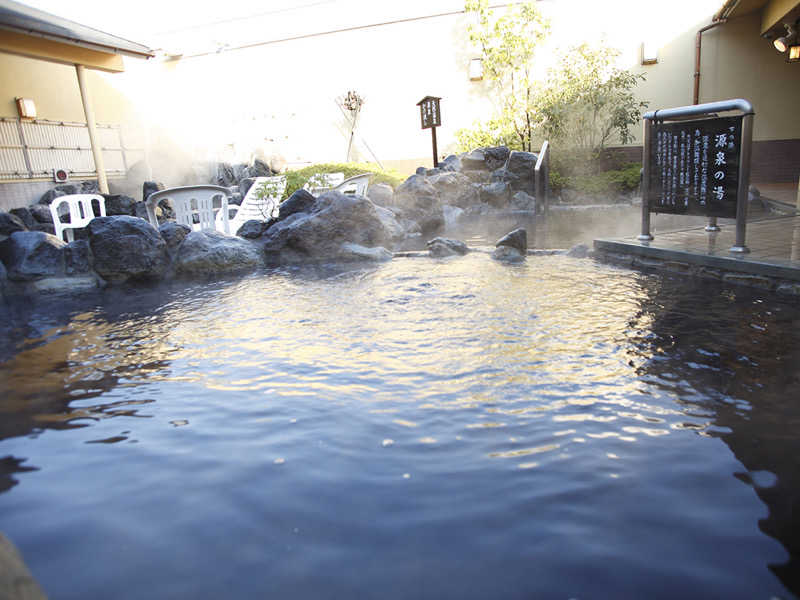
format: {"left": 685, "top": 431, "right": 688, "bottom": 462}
{"left": 550, "top": 162, "right": 641, "bottom": 196}
{"left": 277, "top": 162, "right": 406, "bottom": 201}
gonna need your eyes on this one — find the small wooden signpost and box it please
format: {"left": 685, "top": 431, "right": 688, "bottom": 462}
{"left": 417, "top": 95, "right": 441, "bottom": 167}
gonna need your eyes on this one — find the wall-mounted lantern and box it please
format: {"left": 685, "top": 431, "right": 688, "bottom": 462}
{"left": 641, "top": 42, "right": 658, "bottom": 65}
{"left": 15, "top": 97, "right": 36, "bottom": 119}
{"left": 469, "top": 58, "right": 483, "bottom": 81}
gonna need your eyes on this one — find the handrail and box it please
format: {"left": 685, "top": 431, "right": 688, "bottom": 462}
{"left": 644, "top": 98, "right": 754, "bottom": 121}
{"left": 534, "top": 140, "right": 550, "bottom": 218}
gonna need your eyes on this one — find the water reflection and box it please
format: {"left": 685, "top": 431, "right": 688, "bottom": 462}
{"left": 627, "top": 276, "right": 800, "bottom": 595}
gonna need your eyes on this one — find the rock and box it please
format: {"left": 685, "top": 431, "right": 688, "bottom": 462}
{"left": 392, "top": 175, "right": 444, "bottom": 235}
{"left": 65, "top": 239, "right": 91, "bottom": 274}
{"left": 133, "top": 201, "right": 150, "bottom": 221}
{"left": 0, "top": 231, "right": 66, "bottom": 280}
{"left": 439, "top": 154, "right": 462, "bottom": 172}
{"left": 367, "top": 183, "right": 394, "bottom": 207}
{"left": 374, "top": 206, "right": 405, "bottom": 245}
{"left": 9, "top": 207, "right": 36, "bottom": 229}
{"left": 88, "top": 216, "right": 169, "bottom": 283}
{"left": 0, "top": 532, "right": 47, "bottom": 600}
{"left": 566, "top": 243, "right": 590, "bottom": 258}
{"left": 426, "top": 237, "right": 469, "bottom": 257}
{"left": 262, "top": 191, "right": 393, "bottom": 262}
{"left": 442, "top": 204, "right": 465, "bottom": 228}
{"left": 175, "top": 230, "right": 262, "bottom": 277}
{"left": 338, "top": 242, "right": 392, "bottom": 262}
{"left": 239, "top": 177, "right": 256, "bottom": 198}
{"left": 0, "top": 212, "right": 27, "bottom": 237}
{"left": 159, "top": 222, "right": 191, "bottom": 254}
{"left": 143, "top": 181, "right": 165, "bottom": 203}
{"left": 415, "top": 166, "right": 427, "bottom": 175}
{"left": 0, "top": 258, "right": 6, "bottom": 290}
{"left": 278, "top": 188, "right": 316, "bottom": 221}
{"left": 491, "top": 245, "right": 525, "bottom": 263}
{"left": 37, "top": 187, "right": 66, "bottom": 205}
{"left": 81, "top": 180, "right": 100, "bottom": 194}
{"left": 425, "top": 167, "right": 442, "bottom": 177}
{"left": 29, "top": 204, "right": 53, "bottom": 224}
{"left": 496, "top": 228, "right": 527, "bottom": 254}
{"left": 484, "top": 146, "right": 510, "bottom": 171}
{"left": 31, "top": 222, "right": 56, "bottom": 235}
{"left": 461, "top": 149, "right": 488, "bottom": 171}
{"left": 429, "top": 172, "right": 478, "bottom": 208}
{"left": 236, "top": 219, "right": 273, "bottom": 239}
{"left": 490, "top": 166, "right": 520, "bottom": 187}
{"left": 216, "top": 163, "right": 236, "bottom": 187}
{"left": 103, "top": 194, "right": 136, "bottom": 216}
{"left": 28, "top": 275, "right": 98, "bottom": 293}
{"left": 510, "top": 190, "right": 536, "bottom": 211}
{"left": 461, "top": 169, "right": 491, "bottom": 184}
{"left": 479, "top": 181, "right": 511, "bottom": 207}
{"left": 505, "top": 151, "right": 538, "bottom": 192}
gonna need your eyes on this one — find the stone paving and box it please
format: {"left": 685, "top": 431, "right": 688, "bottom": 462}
{"left": 594, "top": 214, "right": 800, "bottom": 294}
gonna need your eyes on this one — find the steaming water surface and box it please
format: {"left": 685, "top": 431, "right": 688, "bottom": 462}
{"left": 1, "top": 253, "right": 799, "bottom": 598}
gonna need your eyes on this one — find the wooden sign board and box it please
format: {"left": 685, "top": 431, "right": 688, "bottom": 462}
{"left": 417, "top": 96, "right": 441, "bottom": 130}
{"left": 648, "top": 115, "right": 742, "bottom": 218}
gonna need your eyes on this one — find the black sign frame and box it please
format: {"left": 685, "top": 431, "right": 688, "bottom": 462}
{"left": 648, "top": 115, "right": 743, "bottom": 218}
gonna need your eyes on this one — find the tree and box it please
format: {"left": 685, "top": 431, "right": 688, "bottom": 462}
{"left": 536, "top": 43, "right": 648, "bottom": 165}
{"left": 463, "top": 0, "right": 550, "bottom": 152}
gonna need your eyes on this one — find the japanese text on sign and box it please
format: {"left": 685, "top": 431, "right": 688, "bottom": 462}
{"left": 648, "top": 115, "right": 742, "bottom": 218}
{"left": 419, "top": 97, "right": 441, "bottom": 129}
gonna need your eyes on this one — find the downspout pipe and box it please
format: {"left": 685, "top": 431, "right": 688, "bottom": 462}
{"left": 694, "top": 18, "right": 728, "bottom": 105}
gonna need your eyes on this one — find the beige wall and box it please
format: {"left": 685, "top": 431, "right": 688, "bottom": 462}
{"left": 0, "top": 51, "right": 139, "bottom": 126}
{"left": 631, "top": 11, "right": 800, "bottom": 143}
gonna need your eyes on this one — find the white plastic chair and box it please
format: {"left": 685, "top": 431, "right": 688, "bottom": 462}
{"left": 222, "top": 175, "right": 287, "bottom": 235}
{"left": 305, "top": 172, "right": 345, "bottom": 196}
{"left": 146, "top": 185, "right": 232, "bottom": 234}
{"left": 50, "top": 194, "right": 106, "bottom": 242}
{"left": 333, "top": 173, "right": 371, "bottom": 197}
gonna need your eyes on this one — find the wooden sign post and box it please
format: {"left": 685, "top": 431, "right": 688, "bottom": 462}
{"left": 417, "top": 96, "right": 441, "bottom": 167}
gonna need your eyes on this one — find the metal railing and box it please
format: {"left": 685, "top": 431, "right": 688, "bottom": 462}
{"left": 534, "top": 139, "right": 550, "bottom": 217}
{"left": 0, "top": 117, "right": 144, "bottom": 181}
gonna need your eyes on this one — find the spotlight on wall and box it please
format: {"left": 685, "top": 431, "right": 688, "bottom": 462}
{"left": 789, "top": 42, "right": 800, "bottom": 62}
{"left": 469, "top": 58, "right": 483, "bottom": 81}
{"left": 773, "top": 22, "right": 797, "bottom": 53}
{"left": 15, "top": 97, "right": 36, "bottom": 119}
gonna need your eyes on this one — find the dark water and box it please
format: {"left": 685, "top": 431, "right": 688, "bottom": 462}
{"left": 1, "top": 253, "right": 799, "bottom": 599}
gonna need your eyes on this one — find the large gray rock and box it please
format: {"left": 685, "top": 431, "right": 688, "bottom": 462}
{"left": 429, "top": 172, "right": 479, "bottom": 208}
{"left": 88, "top": 216, "right": 169, "bottom": 283}
{"left": 262, "top": 191, "right": 393, "bottom": 262}
{"left": 278, "top": 189, "right": 316, "bottom": 221}
{"left": 29, "top": 204, "right": 53, "bottom": 224}
{"left": 65, "top": 239, "right": 91, "bottom": 274}
{"left": 175, "top": 230, "right": 262, "bottom": 277}
{"left": 9, "top": 207, "right": 36, "bottom": 229}
{"left": 374, "top": 206, "right": 405, "bottom": 245}
{"left": 510, "top": 190, "right": 536, "bottom": 211}
{"left": 461, "top": 149, "right": 488, "bottom": 171}
{"left": 491, "top": 245, "right": 526, "bottom": 263}
{"left": 0, "top": 212, "right": 27, "bottom": 237}
{"left": 505, "top": 151, "right": 538, "bottom": 192}
{"left": 439, "top": 154, "right": 462, "bottom": 172}
{"left": 236, "top": 219, "right": 273, "bottom": 239}
{"left": 566, "top": 243, "right": 590, "bottom": 258}
{"left": 392, "top": 175, "right": 444, "bottom": 235}
{"left": 484, "top": 146, "right": 510, "bottom": 171}
{"left": 338, "top": 242, "right": 392, "bottom": 262}
{"left": 427, "top": 237, "right": 469, "bottom": 257}
{"left": 496, "top": 228, "right": 528, "bottom": 254}
{"left": 143, "top": 181, "right": 165, "bottom": 203}
{"left": 0, "top": 231, "right": 65, "bottom": 280}
{"left": 31, "top": 222, "right": 56, "bottom": 236}
{"left": 159, "top": 222, "right": 191, "bottom": 254}
{"left": 103, "top": 194, "right": 136, "bottom": 216}
{"left": 367, "top": 183, "right": 394, "bottom": 207}
{"left": 479, "top": 181, "right": 511, "bottom": 207}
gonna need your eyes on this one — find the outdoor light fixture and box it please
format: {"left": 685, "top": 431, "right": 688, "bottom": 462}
{"left": 773, "top": 22, "right": 797, "bottom": 53}
{"left": 15, "top": 97, "right": 36, "bottom": 119}
{"left": 641, "top": 41, "right": 658, "bottom": 65}
{"left": 789, "top": 43, "right": 800, "bottom": 61}
{"left": 469, "top": 58, "right": 483, "bottom": 81}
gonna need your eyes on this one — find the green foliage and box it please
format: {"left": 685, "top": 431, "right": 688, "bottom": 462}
{"left": 278, "top": 163, "right": 405, "bottom": 201}
{"left": 464, "top": 0, "right": 550, "bottom": 152}
{"left": 454, "top": 118, "right": 520, "bottom": 153}
{"left": 536, "top": 43, "right": 648, "bottom": 156}
{"left": 552, "top": 162, "right": 642, "bottom": 196}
